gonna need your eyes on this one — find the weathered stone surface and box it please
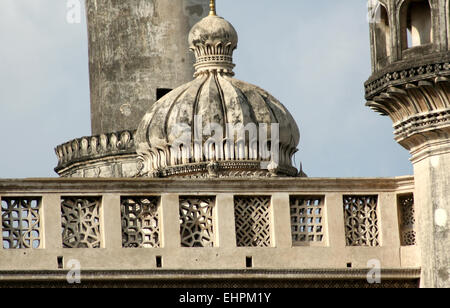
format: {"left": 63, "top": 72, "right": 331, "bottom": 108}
{"left": 136, "top": 12, "right": 300, "bottom": 178}
{"left": 86, "top": 0, "right": 209, "bottom": 135}
{"left": 414, "top": 152, "right": 450, "bottom": 288}
{"left": 0, "top": 177, "right": 419, "bottom": 284}
{"left": 54, "top": 130, "right": 139, "bottom": 178}
{"left": 0, "top": 270, "right": 420, "bottom": 288}
{"left": 365, "top": 0, "right": 450, "bottom": 288}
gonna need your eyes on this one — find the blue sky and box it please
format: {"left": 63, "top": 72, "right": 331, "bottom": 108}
{"left": 0, "top": 0, "right": 412, "bottom": 178}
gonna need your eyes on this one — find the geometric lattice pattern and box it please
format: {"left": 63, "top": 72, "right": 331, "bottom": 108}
{"left": 398, "top": 194, "right": 416, "bottom": 246}
{"left": 61, "top": 197, "right": 102, "bottom": 248}
{"left": 1, "top": 198, "right": 42, "bottom": 249}
{"left": 290, "top": 196, "right": 325, "bottom": 245}
{"left": 343, "top": 195, "right": 380, "bottom": 247}
{"left": 179, "top": 197, "right": 215, "bottom": 247}
{"left": 234, "top": 196, "right": 271, "bottom": 247}
{"left": 121, "top": 197, "right": 160, "bottom": 248}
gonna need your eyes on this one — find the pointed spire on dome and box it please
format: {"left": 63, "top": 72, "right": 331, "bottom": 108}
{"left": 189, "top": 1, "right": 238, "bottom": 77}
{"left": 209, "top": 0, "right": 216, "bottom": 16}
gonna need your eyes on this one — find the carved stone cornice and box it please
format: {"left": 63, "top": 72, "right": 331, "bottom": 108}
{"left": 0, "top": 268, "right": 421, "bottom": 282}
{"left": 0, "top": 176, "right": 415, "bottom": 194}
{"left": 54, "top": 130, "right": 137, "bottom": 172}
{"left": 140, "top": 160, "right": 300, "bottom": 178}
{"left": 394, "top": 109, "right": 450, "bottom": 141}
{"left": 365, "top": 53, "right": 450, "bottom": 99}
{"left": 396, "top": 126, "right": 450, "bottom": 164}
{"left": 365, "top": 68, "right": 450, "bottom": 162}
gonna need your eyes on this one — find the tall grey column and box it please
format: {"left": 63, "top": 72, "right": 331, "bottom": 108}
{"left": 85, "top": 0, "right": 209, "bottom": 135}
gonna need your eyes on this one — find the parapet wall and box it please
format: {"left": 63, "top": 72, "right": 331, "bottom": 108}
{"left": 54, "top": 130, "right": 138, "bottom": 178}
{"left": 0, "top": 177, "right": 420, "bottom": 286}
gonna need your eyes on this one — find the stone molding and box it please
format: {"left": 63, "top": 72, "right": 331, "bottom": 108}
{"left": 365, "top": 56, "right": 450, "bottom": 99}
{"left": 54, "top": 130, "right": 137, "bottom": 174}
{"left": 389, "top": 108, "right": 450, "bottom": 163}
{"left": 394, "top": 109, "right": 450, "bottom": 137}
{"left": 0, "top": 268, "right": 421, "bottom": 282}
{"left": 141, "top": 160, "right": 299, "bottom": 178}
{"left": 0, "top": 176, "right": 414, "bottom": 194}
{"left": 366, "top": 69, "right": 450, "bottom": 162}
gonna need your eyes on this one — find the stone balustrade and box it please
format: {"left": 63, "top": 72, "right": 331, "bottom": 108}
{"left": 54, "top": 130, "right": 138, "bottom": 178}
{"left": 0, "top": 177, "right": 420, "bottom": 286}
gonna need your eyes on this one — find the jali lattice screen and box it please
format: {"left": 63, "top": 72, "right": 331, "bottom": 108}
{"left": 179, "top": 197, "right": 215, "bottom": 247}
{"left": 234, "top": 196, "right": 271, "bottom": 247}
{"left": 343, "top": 195, "right": 380, "bottom": 247}
{"left": 1, "top": 198, "right": 41, "bottom": 249}
{"left": 121, "top": 197, "right": 160, "bottom": 248}
{"left": 61, "top": 197, "right": 102, "bottom": 248}
{"left": 398, "top": 194, "right": 416, "bottom": 246}
{"left": 290, "top": 196, "right": 326, "bottom": 245}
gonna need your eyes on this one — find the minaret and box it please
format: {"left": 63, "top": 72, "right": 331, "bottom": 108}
{"left": 365, "top": 0, "right": 449, "bottom": 288}
{"left": 55, "top": 0, "right": 209, "bottom": 178}
{"left": 86, "top": 0, "right": 209, "bottom": 135}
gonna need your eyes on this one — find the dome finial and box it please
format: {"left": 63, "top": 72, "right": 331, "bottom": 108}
{"left": 209, "top": 0, "right": 216, "bottom": 16}
{"left": 189, "top": 1, "right": 238, "bottom": 76}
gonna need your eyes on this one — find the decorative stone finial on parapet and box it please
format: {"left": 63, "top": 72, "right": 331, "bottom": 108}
{"left": 298, "top": 163, "right": 308, "bottom": 178}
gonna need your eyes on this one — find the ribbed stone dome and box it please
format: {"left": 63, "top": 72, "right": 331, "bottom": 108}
{"left": 135, "top": 11, "right": 300, "bottom": 178}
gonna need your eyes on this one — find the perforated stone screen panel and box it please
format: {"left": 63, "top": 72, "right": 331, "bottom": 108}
{"left": 1, "top": 197, "right": 42, "bottom": 249}
{"left": 179, "top": 197, "right": 215, "bottom": 247}
{"left": 398, "top": 194, "right": 416, "bottom": 246}
{"left": 234, "top": 196, "right": 272, "bottom": 247}
{"left": 121, "top": 197, "right": 160, "bottom": 248}
{"left": 343, "top": 195, "right": 380, "bottom": 247}
{"left": 290, "top": 196, "right": 326, "bottom": 246}
{"left": 61, "top": 197, "right": 102, "bottom": 248}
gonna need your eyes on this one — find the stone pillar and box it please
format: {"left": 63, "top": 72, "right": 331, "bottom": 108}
{"left": 160, "top": 194, "right": 181, "bottom": 248}
{"left": 102, "top": 194, "right": 122, "bottom": 249}
{"left": 413, "top": 151, "right": 450, "bottom": 288}
{"left": 216, "top": 194, "right": 236, "bottom": 248}
{"left": 365, "top": 0, "right": 450, "bottom": 288}
{"left": 271, "top": 193, "right": 292, "bottom": 248}
{"left": 85, "top": 0, "right": 209, "bottom": 135}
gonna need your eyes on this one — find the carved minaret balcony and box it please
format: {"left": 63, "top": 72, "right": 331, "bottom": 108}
{"left": 365, "top": 0, "right": 450, "bottom": 288}
{"left": 365, "top": 0, "right": 450, "bottom": 162}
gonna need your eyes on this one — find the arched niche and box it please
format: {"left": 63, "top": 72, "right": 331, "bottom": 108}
{"left": 400, "top": 0, "right": 433, "bottom": 50}
{"left": 373, "top": 3, "right": 391, "bottom": 69}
